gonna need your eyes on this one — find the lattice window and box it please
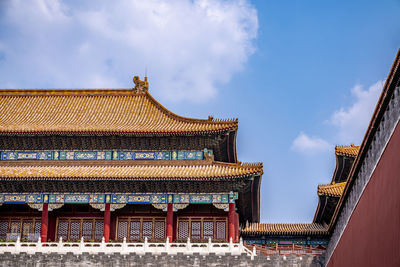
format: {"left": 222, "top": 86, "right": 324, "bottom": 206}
{"left": 10, "top": 221, "right": 20, "bottom": 234}
{"left": 117, "top": 221, "right": 128, "bottom": 239}
{"left": 203, "top": 221, "right": 214, "bottom": 240}
{"left": 9, "top": 221, "right": 21, "bottom": 240}
{"left": 0, "top": 221, "right": 8, "bottom": 239}
{"left": 57, "top": 221, "right": 68, "bottom": 240}
{"left": 142, "top": 221, "right": 153, "bottom": 239}
{"left": 191, "top": 221, "right": 201, "bottom": 240}
{"left": 82, "top": 221, "right": 93, "bottom": 241}
{"left": 154, "top": 221, "right": 165, "bottom": 239}
{"left": 34, "top": 221, "right": 41, "bottom": 236}
{"left": 129, "top": 221, "right": 140, "bottom": 240}
{"left": 22, "top": 222, "right": 33, "bottom": 239}
{"left": 216, "top": 221, "right": 226, "bottom": 240}
{"left": 178, "top": 221, "right": 189, "bottom": 239}
{"left": 69, "top": 221, "right": 81, "bottom": 240}
{"left": 94, "top": 221, "right": 103, "bottom": 241}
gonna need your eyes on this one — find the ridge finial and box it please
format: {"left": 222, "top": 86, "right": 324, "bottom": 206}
{"left": 133, "top": 75, "right": 149, "bottom": 92}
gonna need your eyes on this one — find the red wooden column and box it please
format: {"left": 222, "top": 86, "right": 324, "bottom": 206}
{"left": 104, "top": 203, "right": 111, "bottom": 242}
{"left": 234, "top": 212, "right": 239, "bottom": 242}
{"left": 40, "top": 203, "right": 49, "bottom": 242}
{"left": 228, "top": 203, "right": 235, "bottom": 242}
{"left": 166, "top": 203, "right": 173, "bottom": 241}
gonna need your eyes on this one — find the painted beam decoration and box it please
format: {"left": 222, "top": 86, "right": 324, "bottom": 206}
{"left": 0, "top": 192, "right": 238, "bottom": 205}
{"left": 0, "top": 149, "right": 212, "bottom": 161}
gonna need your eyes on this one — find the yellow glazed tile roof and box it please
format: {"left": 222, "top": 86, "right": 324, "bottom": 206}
{"left": 241, "top": 223, "right": 328, "bottom": 235}
{"left": 317, "top": 182, "right": 346, "bottom": 197}
{"left": 0, "top": 161, "right": 262, "bottom": 180}
{"left": 0, "top": 89, "right": 237, "bottom": 135}
{"left": 335, "top": 144, "right": 360, "bottom": 157}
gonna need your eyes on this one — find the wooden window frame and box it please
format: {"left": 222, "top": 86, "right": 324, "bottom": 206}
{"left": 56, "top": 217, "right": 103, "bottom": 241}
{"left": 116, "top": 216, "right": 166, "bottom": 241}
{"left": 176, "top": 217, "right": 228, "bottom": 241}
{"left": 0, "top": 217, "right": 41, "bottom": 240}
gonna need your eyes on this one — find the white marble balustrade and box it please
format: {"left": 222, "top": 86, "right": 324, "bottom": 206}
{"left": 0, "top": 237, "right": 254, "bottom": 257}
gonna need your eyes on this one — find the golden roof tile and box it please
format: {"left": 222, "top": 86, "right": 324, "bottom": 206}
{"left": 0, "top": 89, "right": 237, "bottom": 135}
{"left": 241, "top": 223, "right": 328, "bottom": 235}
{"left": 335, "top": 144, "right": 360, "bottom": 157}
{"left": 0, "top": 161, "right": 262, "bottom": 180}
{"left": 317, "top": 182, "right": 346, "bottom": 197}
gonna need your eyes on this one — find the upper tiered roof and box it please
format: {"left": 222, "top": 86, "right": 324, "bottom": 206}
{"left": 0, "top": 81, "right": 237, "bottom": 135}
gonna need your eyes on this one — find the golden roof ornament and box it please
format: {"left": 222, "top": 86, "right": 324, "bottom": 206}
{"left": 133, "top": 75, "right": 149, "bottom": 93}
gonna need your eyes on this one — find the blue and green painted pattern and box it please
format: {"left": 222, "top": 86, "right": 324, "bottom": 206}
{"left": 0, "top": 192, "right": 238, "bottom": 204}
{"left": 0, "top": 149, "right": 212, "bottom": 161}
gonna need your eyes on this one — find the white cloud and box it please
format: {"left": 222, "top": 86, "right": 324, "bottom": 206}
{"left": 0, "top": 0, "right": 258, "bottom": 102}
{"left": 329, "top": 80, "right": 384, "bottom": 144}
{"left": 291, "top": 132, "right": 331, "bottom": 155}
{"left": 291, "top": 80, "right": 384, "bottom": 156}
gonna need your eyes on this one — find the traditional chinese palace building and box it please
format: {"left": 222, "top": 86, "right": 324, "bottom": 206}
{"left": 0, "top": 77, "right": 263, "bottom": 243}
{"left": 1, "top": 49, "right": 399, "bottom": 266}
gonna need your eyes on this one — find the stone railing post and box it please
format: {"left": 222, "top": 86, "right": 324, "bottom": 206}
{"left": 36, "top": 237, "right": 41, "bottom": 252}
{"left": 122, "top": 237, "right": 127, "bottom": 253}
{"left": 251, "top": 245, "right": 256, "bottom": 260}
{"left": 186, "top": 237, "right": 191, "bottom": 252}
{"left": 15, "top": 236, "right": 21, "bottom": 253}
{"left": 144, "top": 237, "right": 148, "bottom": 252}
{"left": 58, "top": 237, "right": 63, "bottom": 248}
{"left": 208, "top": 237, "right": 212, "bottom": 252}
{"left": 239, "top": 237, "right": 243, "bottom": 250}
{"left": 165, "top": 237, "right": 170, "bottom": 253}
{"left": 79, "top": 237, "right": 84, "bottom": 250}
{"left": 100, "top": 237, "right": 105, "bottom": 249}
{"left": 229, "top": 237, "right": 233, "bottom": 252}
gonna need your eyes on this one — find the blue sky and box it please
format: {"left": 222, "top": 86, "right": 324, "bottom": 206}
{"left": 0, "top": 0, "right": 399, "bottom": 222}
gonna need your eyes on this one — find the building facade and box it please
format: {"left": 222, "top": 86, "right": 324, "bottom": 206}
{"left": 0, "top": 77, "right": 263, "bottom": 243}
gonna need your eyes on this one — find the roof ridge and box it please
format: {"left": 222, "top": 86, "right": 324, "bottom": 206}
{"left": 0, "top": 89, "right": 238, "bottom": 134}
{"left": 0, "top": 88, "right": 136, "bottom": 96}
{"left": 318, "top": 182, "right": 346, "bottom": 188}
{"left": 144, "top": 91, "right": 238, "bottom": 126}
{"left": 240, "top": 162, "right": 263, "bottom": 167}
{"left": 212, "top": 161, "right": 263, "bottom": 172}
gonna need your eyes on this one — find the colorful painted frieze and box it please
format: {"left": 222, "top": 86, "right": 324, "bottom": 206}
{"left": 0, "top": 192, "right": 237, "bottom": 204}
{"left": 0, "top": 150, "right": 210, "bottom": 161}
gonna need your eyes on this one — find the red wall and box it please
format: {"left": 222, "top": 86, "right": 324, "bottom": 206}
{"left": 328, "top": 123, "right": 400, "bottom": 267}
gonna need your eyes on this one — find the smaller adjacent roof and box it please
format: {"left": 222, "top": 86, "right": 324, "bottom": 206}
{"left": 335, "top": 144, "right": 360, "bottom": 157}
{"left": 317, "top": 182, "right": 346, "bottom": 197}
{"left": 241, "top": 223, "right": 328, "bottom": 235}
{"left": 0, "top": 161, "right": 263, "bottom": 181}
